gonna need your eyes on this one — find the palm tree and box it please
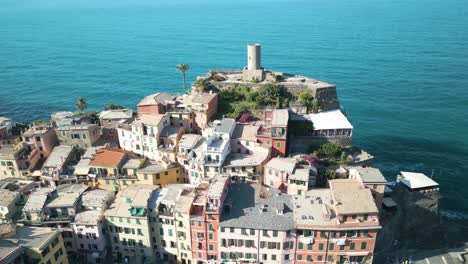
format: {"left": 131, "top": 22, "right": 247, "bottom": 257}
{"left": 176, "top": 64, "right": 190, "bottom": 91}
{"left": 76, "top": 97, "right": 88, "bottom": 114}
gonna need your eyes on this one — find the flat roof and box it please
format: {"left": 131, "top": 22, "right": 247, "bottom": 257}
{"left": 56, "top": 124, "right": 98, "bottom": 131}
{"left": 82, "top": 189, "right": 114, "bottom": 208}
{"left": 399, "top": 171, "right": 439, "bottom": 190}
{"left": 290, "top": 167, "right": 311, "bottom": 182}
{"left": 134, "top": 113, "right": 166, "bottom": 126}
{"left": 73, "top": 210, "right": 103, "bottom": 225}
{"left": 138, "top": 160, "right": 169, "bottom": 174}
{"left": 160, "top": 185, "right": 185, "bottom": 206}
{"left": 232, "top": 124, "right": 259, "bottom": 141}
{"left": 43, "top": 145, "right": 74, "bottom": 169}
{"left": 214, "top": 118, "right": 236, "bottom": 134}
{"left": 0, "top": 189, "right": 18, "bottom": 207}
{"left": 208, "top": 176, "right": 229, "bottom": 198}
{"left": 23, "top": 187, "right": 55, "bottom": 212}
{"left": 175, "top": 191, "right": 195, "bottom": 214}
{"left": 178, "top": 134, "right": 202, "bottom": 149}
{"left": 179, "top": 92, "right": 217, "bottom": 104}
{"left": 351, "top": 167, "right": 387, "bottom": 184}
{"left": 265, "top": 157, "right": 297, "bottom": 174}
{"left": 11, "top": 226, "right": 58, "bottom": 250}
{"left": 99, "top": 109, "right": 133, "bottom": 120}
{"left": 105, "top": 184, "right": 158, "bottom": 217}
{"left": 272, "top": 109, "right": 289, "bottom": 127}
{"left": 293, "top": 189, "right": 336, "bottom": 226}
{"left": 46, "top": 184, "right": 88, "bottom": 208}
{"left": 292, "top": 109, "right": 353, "bottom": 130}
{"left": 222, "top": 151, "right": 269, "bottom": 168}
{"left": 220, "top": 183, "right": 295, "bottom": 230}
{"left": 330, "top": 179, "right": 378, "bottom": 215}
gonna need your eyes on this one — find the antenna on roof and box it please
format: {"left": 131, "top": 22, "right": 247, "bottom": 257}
{"left": 430, "top": 169, "right": 434, "bottom": 179}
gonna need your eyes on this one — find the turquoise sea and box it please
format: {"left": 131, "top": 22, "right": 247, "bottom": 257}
{"left": 1, "top": 0, "right": 467, "bottom": 214}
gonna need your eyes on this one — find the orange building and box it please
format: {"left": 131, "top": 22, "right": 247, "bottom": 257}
{"left": 294, "top": 179, "right": 381, "bottom": 264}
{"left": 190, "top": 176, "right": 229, "bottom": 263}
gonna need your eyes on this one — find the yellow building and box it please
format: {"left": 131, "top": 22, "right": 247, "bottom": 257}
{"left": 97, "top": 176, "right": 138, "bottom": 192}
{"left": 137, "top": 159, "right": 182, "bottom": 186}
{"left": 0, "top": 146, "right": 30, "bottom": 179}
{"left": 7, "top": 226, "right": 69, "bottom": 264}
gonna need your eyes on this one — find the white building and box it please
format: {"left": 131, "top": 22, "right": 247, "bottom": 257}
{"left": 117, "top": 113, "right": 169, "bottom": 161}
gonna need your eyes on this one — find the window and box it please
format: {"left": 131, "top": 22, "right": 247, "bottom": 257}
{"left": 298, "top": 254, "right": 302, "bottom": 260}
{"left": 276, "top": 142, "right": 281, "bottom": 148}
{"left": 144, "top": 174, "right": 148, "bottom": 180}
{"left": 352, "top": 215, "right": 357, "bottom": 219}
{"left": 340, "top": 245, "right": 345, "bottom": 250}
{"left": 266, "top": 140, "right": 270, "bottom": 145}
{"left": 250, "top": 229, "right": 255, "bottom": 235}
{"left": 272, "top": 230, "right": 278, "bottom": 237}
{"left": 318, "top": 255, "right": 323, "bottom": 261}
{"left": 208, "top": 224, "right": 214, "bottom": 231}
{"left": 342, "top": 215, "right": 347, "bottom": 222}
{"left": 286, "top": 230, "right": 291, "bottom": 237}
{"left": 271, "top": 255, "right": 276, "bottom": 261}
{"left": 320, "top": 231, "right": 327, "bottom": 238}
{"left": 230, "top": 227, "right": 234, "bottom": 233}
{"left": 361, "top": 242, "right": 367, "bottom": 249}
{"left": 350, "top": 243, "right": 355, "bottom": 250}
{"left": 208, "top": 233, "right": 213, "bottom": 240}
{"left": 156, "top": 173, "right": 160, "bottom": 179}
{"left": 318, "top": 243, "right": 324, "bottom": 250}
{"left": 307, "top": 244, "right": 312, "bottom": 250}
{"left": 168, "top": 229, "right": 173, "bottom": 236}
{"left": 221, "top": 227, "right": 225, "bottom": 232}
{"left": 328, "top": 255, "right": 333, "bottom": 262}
{"left": 364, "top": 214, "right": 368, "bottom": 221}
{"left": 307, "top": 255, "right": 312, "bottom": 261}
{"left": 363, "top": 230, "right": 369, "bottom": 237}
{"left": 373, "top": 184, "right": 378, "bottom": 189}
{"left": 329, "top": 243, "right": 334, "bottom": 250}
{"left": 263, "top": 230, "right": 269, "bottom": 237}
{"left": 127, "top": 218, "right": 131, "bottom": 223}
{"left": 241, "top": 228, "right": 247, "bottom": 235}
{"left": 159, "top": 228, "right": 164, "bottom": 235}
{"left": 298, "top": 242, "right": 303, "bottom": 249}
{"left": 285, "top": 254, "right": 289, "bottom": 260}
{"left": 209, "top": 244, "right": 214, "bottom": 251}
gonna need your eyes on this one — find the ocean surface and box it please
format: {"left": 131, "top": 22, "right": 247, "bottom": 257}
{"left": 1, "top": 0, "right": 467, "bottom": 214}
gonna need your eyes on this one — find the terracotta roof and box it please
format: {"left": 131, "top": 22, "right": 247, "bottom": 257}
{"left": 89, "top": 148, "right": 129, "bottom": 168}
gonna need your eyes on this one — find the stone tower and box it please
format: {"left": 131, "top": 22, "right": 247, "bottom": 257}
{"left": 247, "top": 43, "right": 261, "bottom": 70}
{"left": 243, "top": 43, "right": 264, "bottom": 81}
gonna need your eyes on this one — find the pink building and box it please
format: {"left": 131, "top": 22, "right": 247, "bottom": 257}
{"left": 218, "top": 183, "right": 296, "bottom": 263}
{"left": 21, "top": 125, "right": 58, "bottom": 170}
{"left": 263, "top": 157, "right": 297, "bottom": 188}
{"left": 72, "top": 211, "right": 108, "bottom": 264}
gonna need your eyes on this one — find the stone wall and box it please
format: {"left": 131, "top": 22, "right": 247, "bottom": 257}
{"left": 209, "top": 80, "right": 340, "bottom": 111}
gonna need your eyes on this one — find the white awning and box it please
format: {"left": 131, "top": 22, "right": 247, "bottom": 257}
{"left": 346, "top": 251, "right": 369, "bottom": 256}
{"left": 300, "top": 237, "right": 314, "bottom": 244}
{"left": 334, "top": 238, "right": 347, "bottom": 245}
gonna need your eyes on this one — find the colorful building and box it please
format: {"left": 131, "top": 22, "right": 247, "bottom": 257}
{"left": 105, "top": 184, "right": 159, "bottom": 264}
{"left": 56, "top": 124, "right": 101, "bottom": 148}
{"left": 117, "top": 113, "right": 170, "bottom": 161}
{"left": 5, "top": 226, "right": 69, "bottom": 264}
{"left": 21, "top": 124, "right": 59, "bottom": 170}
{"left": 219, "top": 183, "right": 296, "bottom": 264}
{"left": 137, "top": 159, "right": 182, "bottom": 186}
{"left": 294, "top": 179, "right": 381, "bottom": 264}
{"left": 257, "top": 109, "right": 289, "bottom": 157}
